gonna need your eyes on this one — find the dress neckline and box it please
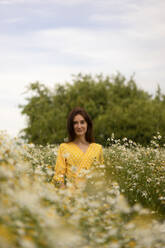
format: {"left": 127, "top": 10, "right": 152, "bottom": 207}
{"left": 71, "top": 142, "right": 92, "bottom": 154}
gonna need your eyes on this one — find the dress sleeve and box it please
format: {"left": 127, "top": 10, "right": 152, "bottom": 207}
{"left": 99, "top": 145, "right": 104, "bottom": 164}
{"left": 52, "top": 144, "right": 67, "bottom": 184}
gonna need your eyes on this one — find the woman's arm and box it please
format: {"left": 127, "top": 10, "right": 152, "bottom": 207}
{"left": 99, "top": 145, "right": 104, "bottom": 164}
{"left": 52, "top": 144, "right": 67, "bottom": 187}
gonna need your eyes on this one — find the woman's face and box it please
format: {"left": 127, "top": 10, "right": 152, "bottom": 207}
{"left": 73, "top": 114, "right": 88, "bottom": 138}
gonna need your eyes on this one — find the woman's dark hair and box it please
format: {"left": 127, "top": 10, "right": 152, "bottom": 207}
{"left": 67, "top": 107, "right": 94, "bottom": 143}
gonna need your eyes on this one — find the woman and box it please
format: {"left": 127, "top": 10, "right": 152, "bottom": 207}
{"left": 52, "top": 107, "right": 104, "bottom": 188}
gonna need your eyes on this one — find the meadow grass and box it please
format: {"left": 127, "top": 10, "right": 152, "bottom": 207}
{"left": 104, "top": 134, "right": 165, "bottom": 219}
{"left": 0, "top": 131, "right": 165, "bottom": 248}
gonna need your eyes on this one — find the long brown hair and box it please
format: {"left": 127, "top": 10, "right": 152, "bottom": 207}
{"left": 67, "top": 107, "right": 94, "bottom": 143}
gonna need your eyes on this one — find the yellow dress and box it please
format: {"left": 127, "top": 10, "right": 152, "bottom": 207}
{"left": 53, "top": 142, "right": 104, "bottom": 186}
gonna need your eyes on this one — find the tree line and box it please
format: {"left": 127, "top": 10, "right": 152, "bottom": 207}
{"left": 19, "top": 73, "right": 165, "bottom": 146}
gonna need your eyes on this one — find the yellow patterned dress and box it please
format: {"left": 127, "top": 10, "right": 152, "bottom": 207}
{"left": 52, "top": 142, "right": 104, "bottom": 186}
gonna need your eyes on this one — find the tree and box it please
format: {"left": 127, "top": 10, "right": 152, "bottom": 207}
{"left": 19, "top": 73, "right": 165, "bottom": 146}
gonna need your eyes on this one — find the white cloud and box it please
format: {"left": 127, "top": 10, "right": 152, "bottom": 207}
{"left": 45, "top": 0, "right": 90, "bottom": 5}
{"left": 2, "top": 17, "right": 23, "bottom": 23}
{"left": 0, "top": 0, "right": 24, "bottom": 4}
{"left": 0, "top": 105, "right": 26, "bottom": 137}
{"left": 2, "top": 25, "right": 164, "bottom": 73}
{"left": 0, "top": 0, "right": 11, "bottom": 4}
{"left": 0, "top": 0, "right": 90, "bottom": 5}
{"left": 0, "top": 25, "right": 164, "bottom": 88}
{"left": 90, "top": 0, "right": 165, "bottom": 39}
{"left": 124, "top": 2, "right": 165, "bottom": 39}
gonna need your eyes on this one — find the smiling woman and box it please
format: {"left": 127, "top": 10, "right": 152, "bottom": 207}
{"left": 52, "top": 107, "right": 104, "bottom": 188}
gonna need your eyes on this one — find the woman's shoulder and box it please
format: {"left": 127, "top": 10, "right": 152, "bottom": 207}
{"left": 58, "top": 142, "right": 72, "bottom": 149}
{"left": 91, "top": 142, "right": 103, "bottom": 149}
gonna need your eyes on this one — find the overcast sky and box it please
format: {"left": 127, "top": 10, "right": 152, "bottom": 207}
{"left": 0, "top": 0, "right": 165, "bottom": 137}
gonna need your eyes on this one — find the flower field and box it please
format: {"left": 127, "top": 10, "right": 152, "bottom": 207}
{"left": 105, "top": 135, "right": 165, "bottom": 218}
{"left": 0, "top": 131, "right": 165, "bottom": 248}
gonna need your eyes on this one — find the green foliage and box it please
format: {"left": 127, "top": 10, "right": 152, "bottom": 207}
{"left": 19, "top": 73, "right": 165, "bottom": 145}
